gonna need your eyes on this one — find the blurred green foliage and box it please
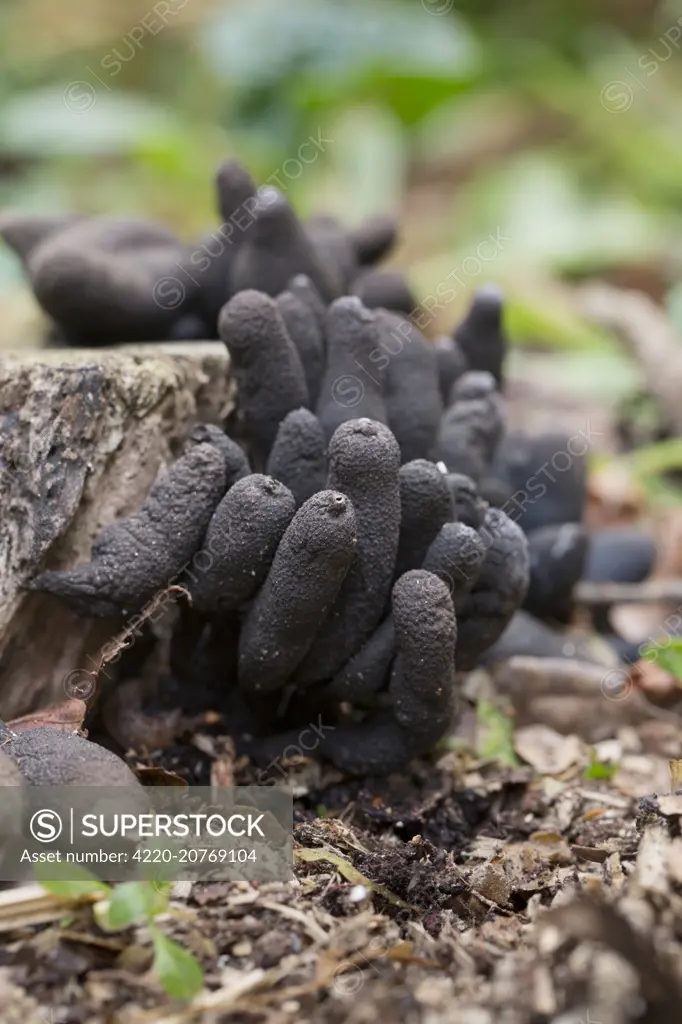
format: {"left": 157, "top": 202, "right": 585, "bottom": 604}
{"left": 1, "top": 0, "right": 682, "bottom": 336}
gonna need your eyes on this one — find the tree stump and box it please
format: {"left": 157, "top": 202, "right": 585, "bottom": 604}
{"left": 0, "top": 342, "right": 233, "bottom": 718}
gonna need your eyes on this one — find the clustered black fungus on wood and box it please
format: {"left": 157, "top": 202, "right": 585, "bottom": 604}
{"left": 6, "top": 156, "right": 658, "bottom": 776}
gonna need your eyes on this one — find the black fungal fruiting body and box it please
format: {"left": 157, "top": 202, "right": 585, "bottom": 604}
{"left": 318, "top": 571, "right": 456, "bottom": 774}
{"left": 238, "top": 490, "right": 357, "bottom": 694}
{"left": 352, "top": 269, "right": 416, "bottom": 315}
{"left": 434, "top": 334, "right": 468, "bottom": 404}
{"left": 275, "top": 290, "right": 326, "bottom": 407}
{"left": 27, "top": 217, "right": 195, "bottom": 345}
{"left": 31, "top": 444, "right": 227, "bottom": 616}
{"left": 444, "top": 473, "right": 488, "bottom": 529}
{"left": 453, "top": 285, "right": 507, "bottom": 386}
{"left": 1, "top": 725, "right": 140, "bottom": 786}
{"left": 490, "top": 429, "right": 587, "bottom": 532}
{"left": 584, "top": 529, "right": 656, "bottom": 584}
{"left": 524, "top": 523, "right": 589, "bottom": 624}
{"left": 433, "top": 372, "right": 504, "bottom": 482}
{"left": 219, "top": 289, "right": 310, "bottom": 466}
{"left": 231, "top": 189, "right": 339, "bottom": 303}
{"left": 189, "top": 475, "right": 296, "bottom": 613}
{"left": 265, "top": 409, "right": 328, "bottom": 508}
{"left": 305, "top": 214, "right": 358, "bottom": 294}
{"left": 316, "top": 298, "right": 387, "bottom": 442}
{"left": 455, "top": 507, "right": 530, "bottom": 671}
{"left": 394, "top": 460, "right": 453, "bottom": 579}
{"left": 422, "top": 521, "right": 486, "bottom": 613}
{"left": 188, "top": 423, "right": 251, "bottom": 487}
{"left": 349, "top": 214, "right": 398, "bottom": 267}
{"left": 377, "top": 310, "right": 443, "bottom": 463}
{"left": 296, "top": 419, "right": 401, "bottom": 682}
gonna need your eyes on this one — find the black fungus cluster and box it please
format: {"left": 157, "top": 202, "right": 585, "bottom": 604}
{"left": 12, "top": 155, "right": 656, "bottom": 775}
{"left": 24, "top": 214, "right": 537, "bottom": 773}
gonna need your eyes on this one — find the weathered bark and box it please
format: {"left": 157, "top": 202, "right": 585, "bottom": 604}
{"left": 0, "top": 342, "right": 233, "bottom": 718}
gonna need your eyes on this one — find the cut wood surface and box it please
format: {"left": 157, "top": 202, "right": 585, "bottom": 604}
{"left": 0, "top": 342, "right": 232, "bottom": 718}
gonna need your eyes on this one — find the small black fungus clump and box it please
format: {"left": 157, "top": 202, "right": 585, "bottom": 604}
{"left": 524, "top": 523, "right": 589, "bottom": 624}
{"left": 394, "top": 459, "right": 453, "bottom": 579}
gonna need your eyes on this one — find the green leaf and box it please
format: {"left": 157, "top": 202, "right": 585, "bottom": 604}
{"left": 150, "top": 924, "right": 204, "bottom": 1001}
{"left": 584, "top": 750, "right": 619, "bottom": 781}
{"left": 104, "top": 882, "right": 168, "bottom": 931}
{"left": 642, "top": 636, "right": 682, "bottom": 681}
{"left": 476, "top": 698, "right": 518, "bottom": 767}
{"left": 39, "top": 864, "right": 111, "bottom": 900}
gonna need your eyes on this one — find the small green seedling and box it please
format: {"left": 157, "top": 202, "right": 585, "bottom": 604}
{"left": 583, "top": 748, "right": 619, "bottom": 781}
{"left": 642, "top": 635, "right": 682, "bottom": 682}
{"left": 39, "top": 867, "right": 203, "bottom": 1000}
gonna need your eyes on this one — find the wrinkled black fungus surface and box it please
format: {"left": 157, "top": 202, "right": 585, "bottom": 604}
{"left": 1, "top": 726, "right": 139, "bottom": 786}
{"left": 238, "top": 491, "right": 357, "bottom": 694}
{"left": 395, "top": 460, "right": 453, "bottom": 579}
{"left": 316, "top": 297, "right": 387, "bottom": 441}
{"left": 325, "top": 617, "right": 395, "bottom": 702}
{"left": 31, "top": 444, "right": 227, "bottom": 616}
{"left": 189, "top": 475, "right": 296, "bottom": 613}
{"left": 276, "top": 290, "right": 325, "bottom": 407}
{"left": 422, "top": 521, "right": 486, "bottom": 613}
{"left": 377, "top": 310, "right": 443, "bottom": 463}
{"left": 319, "top": 571, "right": 456, "bottom": 774}
{"left": 188, "top": 423, "right": 251, "bottom": 487}
{"left": 265, "top": 409, "right": 328, "bottom": 508}
{"left": 445, "top": 473, "right": 488, "bottom": 529}
{"left": 305, "top": 214, "right": 358, "bottom": 294}
{"left": 455, "top": 507, "right": 530, "bottom": 671}
{"left": 296, "top": 418, "right": 401, "bottom": 682}
{"left": 219, "top": 289, "right": 310, "bottom": 465}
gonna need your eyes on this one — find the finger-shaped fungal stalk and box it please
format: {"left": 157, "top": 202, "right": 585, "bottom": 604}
{"left": 31, "top": 443, "right": 227, "bottom": 616}
{"left": 189, "top": 475, "right": 296, "bottom": 614}
{"left": 0, "top": 723, "right": 140, "bottom": 786}
{"left": 187, "top": 423, "right": 251, "bottom": 487}
{"left": 394, "top": 460, "right": 453, "bottom": 579}
{"left": 444, "top": 473, "right": 489, "bottom": 529}
{"left": 265, "top": 409, "right": 328, "bottom": 508}
{"left": 352, "top": 269, "right": 416, "bottom": 315}
{"left": 27, "top": 216, "right": 195, "bottom": 345}
{"left": 350, "top": 214, "right": 398, "bottom": 266}
{"left": 455, "top": 507, "right": 530, "bottom": 671}
{"left": 325, "top": 616, "right": 395, "bottom": 702}
{"left": 422, "top": 521, "right": 486, "bottom": 613}
{"left": 453, "top": 285, "right": 507, "bottom": 387}
{"left": 0, "top": 212, "right": 83, "bottom": 267}
{"left": 296, "top": 418, "right": 401, "bottom": 682}
{"left": 238, "top": 490, "right": 357, "bottom": 695}
{"left": 389, "top": 570, "right": 457, "bottom": 736}
{"left": 219, "top": 289, "right": 310, "bottom": 466}
{"left": 524, "top": 523, "right": 588, "bottom": 624}
{"left": 433, "top": 372, "right": 504, "bottom": 481}
{"left": 491, "top": 428, "right": 587, "bottom": 532}
{"left": 231, "top": 188, "right": 339, "bottom": 302}
{"left": 276, "top": 290, "right": 325, "bottom": 406}
{"left": 287, "top": 274, "right": 327, "bottom": 341}
{"left": 305, "top": 214, "right": 358, "bottom": 293}
{"left": 434, "top": 334, "right": 468, "bottom": 405}
{"left": 317, "top": 571, "right": 457, "bottom": 774}
{"left": 316, "top": 298, "right": 387, "bottom": 442}
{"left": 376, "top": 310, "right": 443, "bottom": 462}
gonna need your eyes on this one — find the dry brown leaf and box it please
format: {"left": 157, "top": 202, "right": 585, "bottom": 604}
{"left": 7, "top": 699, "right": 87, "bottom": 733}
